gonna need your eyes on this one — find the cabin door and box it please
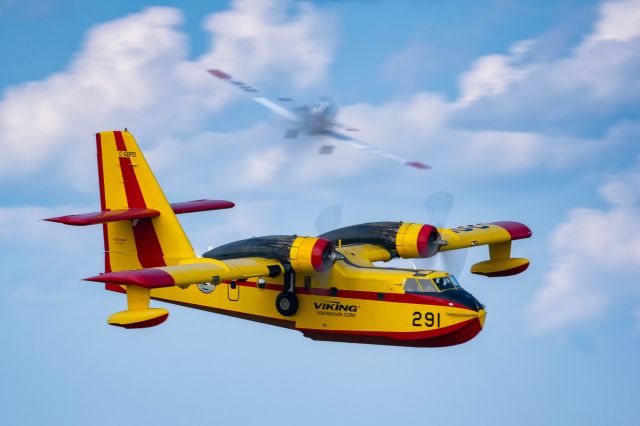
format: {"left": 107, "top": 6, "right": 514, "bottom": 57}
{"left": 227, "top": 280, "right": 240, "bottom": 301}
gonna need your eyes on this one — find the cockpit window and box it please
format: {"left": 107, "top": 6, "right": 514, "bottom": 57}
{"left": 433, "top": 276, "right": 459, "bottom": 291}
{"left": 403, "top": 278, "right": 420, "bottom": 292}
{"left": 419, "top": 279, "right": 438, "bottom": 292}
{"left": 404, "top": 278, "right": 438, "bottom": 293}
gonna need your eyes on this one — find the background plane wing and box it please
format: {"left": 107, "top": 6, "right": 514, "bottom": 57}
{"left": 85, "top": 257, "right": 283, "bottom": 289}
{"left": 321, "top": 129, "right": 430, "bottom": 170}
{"left": 207, "top": 69, "right": 300, "bottom": 123}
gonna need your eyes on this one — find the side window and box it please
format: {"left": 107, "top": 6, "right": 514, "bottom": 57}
{"left": 403, "top": 278, "right": 419, "bottom": 292}
{"left": 418, "top": 279, "right": 437, "bottom": 292}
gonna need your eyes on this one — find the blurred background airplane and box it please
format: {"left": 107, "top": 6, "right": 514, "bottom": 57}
{"left": 208, "top": 69, "right": 430, "bottom": 170}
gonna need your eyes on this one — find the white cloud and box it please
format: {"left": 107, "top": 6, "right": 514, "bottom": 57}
{"left": 585, "top": 0, "right": 640, "bottom": 44}
{"left": 196, "top": 0, "right": 335, "bottom": 88}
{"left": 456, "top": 40, "right": 535, "bottom": 106}
{"left": 453, "top": 0, "right": 640, "bottom": 138}
{"left": 0, "top": 0, "right": 336, "bottom": 187}
{"left": 527, "top": 161, "right": 640, "bottom": 333}
{"left": 599, "top": 167, "right": 640, "bottom": 205}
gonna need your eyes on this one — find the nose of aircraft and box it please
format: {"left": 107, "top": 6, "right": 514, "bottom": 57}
{"left": 477, "top": 308, "right": 486, "bottom": 328}
{"left": 440, "top": 289, "right": 484, "bottom": 312}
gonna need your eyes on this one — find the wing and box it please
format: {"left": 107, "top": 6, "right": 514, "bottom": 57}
{"left": 321, "top": 129, "right": 430, "bottom": 170}
{"left": 438, "top": 221, "right": 532, "bottom": 252}
{"left": 321, "top": 221, "right": 532, "bottom": 277}
{"left": 85, "top": 257, "right": 283, "bottom": 289}
{"left": 438, "top": 221, "right": 533, "bottom": 277}
{"left": 207, "top": 69, "right": 300, "bottom": 123}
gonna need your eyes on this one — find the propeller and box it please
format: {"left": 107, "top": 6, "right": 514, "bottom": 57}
{"left": 312, "top": 194, "right": 468, "bottom": 277}
{"left": 314, "top": 204, "right": 343, "bottom": 235}
{"left": 421, "top": 191, "right": 468, "bottom": 277}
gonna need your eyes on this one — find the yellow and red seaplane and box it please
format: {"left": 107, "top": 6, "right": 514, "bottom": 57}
{"left": 46, "top": 130, "right": 532, "bottom": 347}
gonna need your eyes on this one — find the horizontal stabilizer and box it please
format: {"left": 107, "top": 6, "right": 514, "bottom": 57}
{"left": 170, "top": 199, "right": 234, "bottom": 214}
{"left": 45, "top": 199, "right": 234, "bottom": 226}
{"left": 44, "top": 208, "right": 160, "bottom": 226}
{"left": 86, "top": 268, "right": 175, "bottom": 288}
{"left": 85, "top": 258, "right": 282, "bottom": 289}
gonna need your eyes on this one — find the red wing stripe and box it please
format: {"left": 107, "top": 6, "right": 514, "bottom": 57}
{"left": 44, "top": 208, "right": 160, "bottom": 226}
{"left": 84, "top": 269, "right": 175, "bottom": 288}
{"left": 170, "top": 199, "right": 235, "bottom": 214}
{"left": 489, "top": 221, "right": 533, "bottom": 240}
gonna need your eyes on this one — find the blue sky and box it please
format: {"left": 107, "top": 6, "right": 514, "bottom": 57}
{"left": 1, "top": 1, "right": 639, "bottom": 425}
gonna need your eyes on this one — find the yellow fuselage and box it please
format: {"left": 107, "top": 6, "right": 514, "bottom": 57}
{"left": 145, "top": 246, "right": 486, "bottom": 347}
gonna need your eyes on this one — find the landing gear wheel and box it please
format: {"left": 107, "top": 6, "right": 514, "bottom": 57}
{"left": 276, "top": 292, "right": 299, "bottom": 316}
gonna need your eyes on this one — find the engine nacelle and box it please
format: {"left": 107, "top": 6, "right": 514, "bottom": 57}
{"left": 395, "top": 223, "right": 440, "bottom": 259}
{"left": 289, "top": 236, "right": 337, "bottom": 273}
{"left": 203, "top": 235, "right": 338, "bottom": 273}
{"left": 319, "top": 221, "right": 442, "bottom": 259}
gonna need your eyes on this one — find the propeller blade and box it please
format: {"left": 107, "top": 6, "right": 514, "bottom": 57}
{"left": 440, "top": 249, "right": 469, "bottom": 278}
{"left": 424, "top": 191, "right": 454, "bottom": 228}
{"left": 314, "top": 204, "right": 343, "bottom": 235}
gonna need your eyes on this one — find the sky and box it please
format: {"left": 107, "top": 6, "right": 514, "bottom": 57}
{"left": 1, "top": 0, "right": 639, "bottom": 425}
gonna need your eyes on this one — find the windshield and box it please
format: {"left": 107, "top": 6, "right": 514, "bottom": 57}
{"left": 403, "top": 278, "right": 438, "bottom": 293}
{"left": 432, "top": 275, "right": 460, "bottom": 291}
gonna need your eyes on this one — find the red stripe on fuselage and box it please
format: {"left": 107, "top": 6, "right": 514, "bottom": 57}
{"left": 152, "top": 296, "right": 296, "bottom": 329}
{"left": 151, "top": 294, "right": 480, "bottom": 347}
{"left": 229, "top": 280, "right": 475, "bottom": 310}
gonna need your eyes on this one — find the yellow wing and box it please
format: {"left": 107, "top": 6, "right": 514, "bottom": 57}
{"left": 438, "top": 221, "right": 532, "bottom": 277}
{"left": 322, "top": 221, "right": 532, "bottom": 277}
{"left": 84, "top": 257, "right": 283, "bottom": 328}
{"left": 439, "top": 221, "right": 531, "bottom": 251}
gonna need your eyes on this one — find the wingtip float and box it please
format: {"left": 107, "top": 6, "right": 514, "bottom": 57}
{"left": 46, "top": 130, "right": 532, "bottom": 347}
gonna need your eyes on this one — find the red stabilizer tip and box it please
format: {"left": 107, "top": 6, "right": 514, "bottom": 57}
{"left": 170, "top": 199, "right": 235, "bottom": 214}
{"left": 84, "top": 269, "right": 175, "bottom": 289}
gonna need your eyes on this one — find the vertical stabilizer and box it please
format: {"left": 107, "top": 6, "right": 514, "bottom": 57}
{"left": 96, "top": 130, "right": 195, "bottom": 274}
